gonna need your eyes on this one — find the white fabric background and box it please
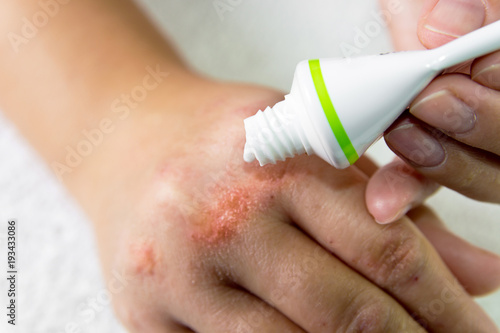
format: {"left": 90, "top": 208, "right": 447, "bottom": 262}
{"left": 1, "top": 1, "right": 498, "bottom": 332}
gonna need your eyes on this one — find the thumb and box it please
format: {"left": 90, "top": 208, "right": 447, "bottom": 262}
{"left": 418, "top": 0, "right": 491, "bottom": 48}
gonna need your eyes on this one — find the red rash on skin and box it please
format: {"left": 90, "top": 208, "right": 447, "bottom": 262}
{"left": 153, "top": 160, "right": 285, "bottom": 248}
{"left": 190, "top": 185, "right": 267, "bottom": 247}
{"left": 128, "top": 239, "right": 159, "bottom": 276}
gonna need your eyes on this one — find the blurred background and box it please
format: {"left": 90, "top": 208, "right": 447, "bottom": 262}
{"left": 0, "top": 0, "right": 499, "bottom": 331}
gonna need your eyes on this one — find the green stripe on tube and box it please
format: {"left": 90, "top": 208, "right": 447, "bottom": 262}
{"left": 308, "top": 59, "right": 359, "bottom": 165}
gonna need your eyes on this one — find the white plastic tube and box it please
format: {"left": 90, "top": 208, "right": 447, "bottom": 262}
{"left": 243, "top": 20, "right": 500, "bottom": 169}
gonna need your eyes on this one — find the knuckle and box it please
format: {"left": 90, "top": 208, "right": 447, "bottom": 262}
{"left": 339, "top": 293, "right": 393, "bottom": 333}
{"left": 362, "top": 223, "right": 426, "bottom": 292}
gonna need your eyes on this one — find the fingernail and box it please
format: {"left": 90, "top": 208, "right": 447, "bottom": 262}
{"left": 424, "top": 0, "right": 486, "bottom": 38}
{"left": 410, "top": 90, "right": 476, "bottom": 134}
{"left": 386, "top": 123, "right": 446, "bottom": 168}
{"left": 375, "top": 204, "right": 411, "bottom": 224}
{"left": 472, "top": 64, "right": 500, "bottom": 90}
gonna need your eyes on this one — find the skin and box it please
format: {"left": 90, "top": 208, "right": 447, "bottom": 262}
{"left": 1, "top": 0, "right": 500, "bottom": 332}
{"left": 368, "top": 0, "right": 500, "bottom": 222}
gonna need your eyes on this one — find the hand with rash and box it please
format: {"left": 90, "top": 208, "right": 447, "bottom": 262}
{"left": 93, "top": 79, "right": 500, "bottom": 332}
{"left": 1, "top": 0, "right": 500, "bottom": 332}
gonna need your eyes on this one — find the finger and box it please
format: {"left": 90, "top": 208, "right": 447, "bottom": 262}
{"left": 410, "top": 73, "right": 500, "bottom": 155}
{"left": 385, "top": 113, "right": 500, "bottom": 203}
{"left": 472, "top": 50, "right": 500, "bottom": 90}
{"left": 409, "top": 205, "right": 500, "bottom": 296}
{"left": 378, "top": 0, "right": 426, "bottom": 51}
{"left": 227, "top": 214, "right": 424, "bottom": 332}
{"left": 417, "top": 0, "right": 500, "bottom": 49}
{"left": 174, "top": 284, "right": 305, "bottom": 333}
{"left": 365, "top": 157, "right": 439, "bottom": 224}
{"left": 280, "top": 157, "right": 498, "bottom": 332}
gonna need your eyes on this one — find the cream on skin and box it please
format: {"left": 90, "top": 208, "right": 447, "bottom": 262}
{"left": 243, "top": 20, "right": 500, "bottom": 168}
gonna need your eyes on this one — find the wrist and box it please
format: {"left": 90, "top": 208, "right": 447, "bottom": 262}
{"left": 58, "top": 72, "right": 210, "bottom": 218}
